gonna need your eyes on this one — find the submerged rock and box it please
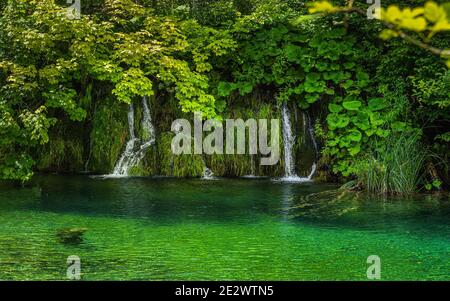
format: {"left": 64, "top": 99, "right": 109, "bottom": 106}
{"left": 56, "top": 228, "right": 88, "bottom": 244}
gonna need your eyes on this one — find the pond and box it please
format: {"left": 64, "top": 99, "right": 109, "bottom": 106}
{"left": 0, "top": 175, "right": 449, "bottom": 280}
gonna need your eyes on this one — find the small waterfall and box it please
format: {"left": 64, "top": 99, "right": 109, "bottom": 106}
{"left": 241, "top": 155, "right": 257, "bottom": 178}
{"left": 112, "top": 104, "right": 139, "bottom": 175}
{"left": 250, "top": 154, "right": 255, "bottom": 176}
{"left": 201, "top": 156, "right": 215, "bottom": 179}
{"left": 280, "top": 103, "right": 316, "bottom": 182}
{"left": 202, "top": 167, "right": 215, "bottom": 180}
{"left": 302, "top": 112, "right": 307, "bottom": 145}
{"left": 281, "top": 103, "right": 298, "bottom": 179}
{"left": 306, "top": 112, "right": 319, "bottom": 179}
{"left": 140, "top": 96, "right": 156, "bottom": 149}
{"left": 112, "top": 97, "right": 155, "bottom": 176}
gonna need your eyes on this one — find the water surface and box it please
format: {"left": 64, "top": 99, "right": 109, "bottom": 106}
{"left": 0, "top": 175, "right": 449, "bottom": 280}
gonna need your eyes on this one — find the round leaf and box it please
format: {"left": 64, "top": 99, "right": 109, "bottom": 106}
{"left": 342, "top": 100, "right": 362, "bottom": 111}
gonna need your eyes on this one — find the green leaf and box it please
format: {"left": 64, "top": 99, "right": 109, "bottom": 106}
{"left": 347, "top": 129, "right": 362, "bottom": 142}
{"left": 348, "top": 144, "right": 361, "bottom": 156}
{"left": 365, "top": 128, "right": 376, "bottom": 137}
{"left": 327, "top": 113, "right": 350, "bottom": 129}
{"left": 369, "top": 112, "right": 385, "bottom": 126}
{"left": 239, "top": 82, "right": 253, "bottom": 95}
{"left": 391, "top": 121, "right": 406, "bottom": 132}
{"left": 432, "top": 179, "right": 442, "bottom": 188}
{"left": 356, "top": 71, "right": 370, "bottom": 88}
{"left": 376, "top": 128, "right": 390, "bottom": 138}
{"left": 368, "top": 98, "right": 387, "bottom": 111}
{"left": 351, "top": 112, "right": 370, "bottom": 130}
{"left": 305, "top": 94, "right": 320, "bottom": 103}
{"left": 342, "top": 100, "right": 362, "bottom": 111}
{"left": 217, "top": 82, "right": 237, "bottom": 96}
{"left": 328, "top": 103, "right": 343, "bottom": 113}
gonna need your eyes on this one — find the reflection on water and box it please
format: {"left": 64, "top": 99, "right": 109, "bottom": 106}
{"left": 0, "top": 175, "right": 449, "bottom": 280}
{"left": 289, "top": 189, "right": 450, "bottom": 230}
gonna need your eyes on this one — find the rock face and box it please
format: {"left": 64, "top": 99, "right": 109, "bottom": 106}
{"left": 56, "top": 228, "right": 88, "bottom": 244}
{"left": 36, "top": 91, "right": 318, "bottom": 179}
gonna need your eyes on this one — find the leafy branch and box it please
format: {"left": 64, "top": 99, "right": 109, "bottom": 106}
{"left": 308, "top": 1, "right": 450, "bottom": 67}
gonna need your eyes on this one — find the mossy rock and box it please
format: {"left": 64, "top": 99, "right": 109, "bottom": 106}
{"left": 56, "top": 228, "right": 88, "bottom": 245}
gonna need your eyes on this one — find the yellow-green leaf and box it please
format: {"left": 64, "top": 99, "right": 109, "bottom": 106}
{"left": 424, "top": 1, "right": 446, "bottom": 23}
{"left": 381, "top": 5, "right": 402, "bottom": 24}
{"left": 308, "top": 1, "right": 337, "bottom": 14}
{"left": 401, "top": 17, "right": 427, "bottom": 32}
{"left": 431, "top": 19, "right": 450, "bottom": 32}
{"left": 379, "top": 29, "right": 399, "bottom": 40}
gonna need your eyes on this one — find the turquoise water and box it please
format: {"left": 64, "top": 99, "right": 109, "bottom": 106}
{"left": 0, "top": 175, "right": 449, "bottom": 280}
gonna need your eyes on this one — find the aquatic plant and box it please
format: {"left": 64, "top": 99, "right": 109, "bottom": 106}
{"left": 356, "top": 133, "right": 427, "bottom": 194}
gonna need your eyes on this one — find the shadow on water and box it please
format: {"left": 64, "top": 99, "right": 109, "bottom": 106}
{"left": 1, "top": 175, "right": 336, "bottom": 223}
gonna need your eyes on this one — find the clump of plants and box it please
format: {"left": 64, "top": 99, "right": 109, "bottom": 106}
{"left": 355, "top": 133, "right": 427, "bottom": 194}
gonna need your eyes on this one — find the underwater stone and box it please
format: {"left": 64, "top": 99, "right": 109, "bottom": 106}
{"left": 56, "top": 228, "right": 88, "bottom": 244}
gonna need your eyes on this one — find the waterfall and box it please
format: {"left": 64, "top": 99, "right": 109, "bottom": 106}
{"left": 112, "top": 104, "right": 138, "bottom": 175}
{"left": 202, "top": 167, "right": 215, "bottom": 180}
{"left": 302, "top": 112, "right": 307, "bottom": 145}
{"left": 112, "top": 97, "right": 156, "bottom": 176}
{"left": 281, "top": 103, "right": 298, "bottom": 179}
{"left": 306, "top": 111, "right": 319, "bottom": 179}
{"left": 280, "top": 103, "right": 316, "bottom": 182}
{"left": 241, "top": 155, "right": 258, "bottom": 178}
{"left": 140, "top": 96, "right": 156, "bottom": 149}
{"left": 250, "top": 154, "right": 255, "bottom": 176}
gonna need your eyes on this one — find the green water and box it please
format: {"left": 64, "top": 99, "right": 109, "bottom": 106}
{"left": 0, "top": 175, "right": 449, "bottom": 280}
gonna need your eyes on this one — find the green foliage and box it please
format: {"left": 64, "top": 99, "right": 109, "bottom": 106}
{"left": 425, "top": 179, "right": 442, "bottom": 190}
{"left": 0, "top": 0, "right": 235, "bottom": 180}
{"left": 155, "top": 131, "right": 204, "bottom": 177}
{"left": 356, "top": 133, "right": 427, "bottom": 194}
{"left": 215, "top": 10, "right": 401, "bottom": 177}
{"left": 36, "top": 134, "right": 84, "bottom": 173}
{"left": 0, "top": 0, "right": 448, "bottom": 192}
{"left": 88, "top": 98, "right": 128, "bottom": 173}
{"left": 379, "top": 2, "right": 450, "bottom": 41}
{"left": 308, "top": 0, "right": 450, "bottom": 66}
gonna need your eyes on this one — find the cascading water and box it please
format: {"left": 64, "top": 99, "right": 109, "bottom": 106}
{"left": 140, "top": 96, "right": 156, "bottom": 149}
{"left": 112, "top": 104, "right": 138, "bottom": 175}
{"left": 306, "top": 112, "right": 319, "bottom": 179}
{"left": 200, "top": 155, "right": 215, "bottom": 179}
{"left": 202, "top": 167, "right": 215, "bottom": 180}
{"left": 281, "top": 103, "right": 297, "bottom": 179}
{"left": 242, "top": 155, "right": 258, "bottom": 178}
{"left": 250, "top": 154, "right": 256, "bottom": 176}
{"left": 280, "top": 103, "right": 317, "bottom": 182}
{"left": 112, "top": 97, "right": 156, "bottom": 176}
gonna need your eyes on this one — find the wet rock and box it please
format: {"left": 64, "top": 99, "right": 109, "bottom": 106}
{"left": 56, "top": 228, "right": 88, "bottom": 244}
